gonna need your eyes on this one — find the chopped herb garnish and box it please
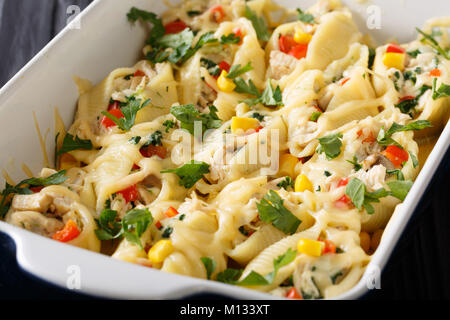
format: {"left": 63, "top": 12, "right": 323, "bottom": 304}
{"left": 0, "top": 170, "right": 68, "bottom": 217}
{"left": 324, "top": 171, "right": 332, "bottom": 177}
{"left": 179, "top": 214, "right": 186, "bottom": 221}
{"left": 316, "top": 133, "right": 343, "bottom": 160}
{"left": 220, "top": 33, "right": 241, "bottom": 45}
{"left": 241, "top": 79, "right": 284, "bottom": 107}
{"left": 143, "top": 131, "right": 163, "bottom": 147}
{"left": 432, "top": 78, "right": 450, "bottom": 100}
{"left": 163, "top": 120, "right": 176, "bottom": 133}
{"left": 129, "top": 136, "right": 142, "bottom": 145}
{"left": 233, "top": 78, "right": 261, "bottom": 97}
{"left": 296, "top": 8, "right": 316, "bottom": 24}
{"left": 102, "top": 97, "right": 151, "bottom": 131}
{"left": 377, "top": 120, "right": 432, "bottom": 147}
{"left": 416, "top": 27, "right": 449, "bottom": 60}
{"left": 251, "top": 112, "right": 265, "bottom": 122}
{"left": 309, "top": 111, "right": 322, "bottom": 122}
{"left": 162, "top": 226, "right": 173, "bottom": 238}
{"left": 407, "top": 49, "right": 421, "bottom": 58}
{"left": 387, "top": 169, "right": 405, "bottom": 180}
{"left": 216, "top": 248, "right": 296, "bottom": 286}
{"left": 57, "top": 133, "right": 93, "bottom": 156}
{"left": 346, "top": 156, "right": 362, "bottom": 171}
{"left": 368, "top": 47, "right": 376, "bottom": 69}
{"left": 244, "top": 6, "right": 270, "bottom": 41}
{"left": 277, "top": 177, "right": 294, "bottom": 190}
{"left": 201, "top": 257, "right": 216, "bottom": 280}
{"left": 226, "top": 62, "right": 253, "bottom": 79}
{"left": 161, "top": 160, "right": 210, "bottom": 188}
{"left": 187, "top": 10, "right": 201, "bottom": 17}
{"left": 170, "top": 104, "right": 222, "bottom": 136}
{"left": 256, "top": 190, "right": 301, "bottom": 235}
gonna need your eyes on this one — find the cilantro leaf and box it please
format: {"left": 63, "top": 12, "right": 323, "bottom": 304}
{"left": 346, "top": 156, "right": 362, "bottom": 171}
{"left": 251, "top": 112, "right": 265, "bottom": 122}
{"left": 416, "top": 27, "right": 449, "bottom": 60}
{"left": 129, "top": 136, "right": 142, "bottom": 145}
{"left": 216, "top": 248, "right": 296, "bottom": 286}
{"left": 256, "top": 190, "right": 301, "bottom": 235}
{"left": 309, "top": 111, "right": 322, "bottom": 122}
{"left": 0, "top": 170, "right": 68, "bottom": 217}
{"left": 57, "top": 133, "right": 93, "bottom": 156}
{"left": 387, "top": 180, "right": 413, "bottom": 201}
{"left": 220, "top": 33, "right": 241, "bottom": 45}
{"left": 233, "top": 78, "right": 260, "bottom": 97}
{"left": 377, "top": 120, "right": 432, "bottom": 147}
{"left": 432, "top": 78, "right": 450, "bottom": 100}
{"left": 122, "top": 208, "right": 153, "bottom": 249}
{"left": 163, "top": 120, "right": 176, "bottom": 133}
{"left": 297, "top": 8, "right": 316, "bottom": 24}
{"left": 345, "top": 178, "right": 389, "bottom": 214}
{"left": 170, "top": 104, "right": 222, "bottom": 136}
{"left": 244, "top": 6, "right": 270, "bottom": 42}
{"left": 277, "top": 177, "right": 294, "bottom": 190}
{"left": 200, "top": 58, "right": 221, "bottom": 77}
{"left": 127, "top": 8, "right": 165, "bottom": 47}
{"left": 161, "top": 160, "right": 210, "bottom": 188}
{"left": 386, "top": 169, "right": 405, "bottom": 181}
{"left": 407, "top": 49, "right": 421, "bottom": 58}
{"left": 316, "top": 133, "right": 343, "bottom": 160}
{"left": 95, "top": 209, "right": 122, "bottom": 240}
{"left": 102, "top": 97, "right": 151, "bottom": 131}
{"left": 226, "top": 62, "right": 253, "bottom": 79}
{"left": 201, "top": 257, "right": 216, "bottom": 280}
{"left": 143, "top": 131, "right": 163, "bottom": 147}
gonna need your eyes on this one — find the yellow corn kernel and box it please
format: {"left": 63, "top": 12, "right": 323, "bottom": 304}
{"left": 217, "top": 70, "right": 236, "bottom": 93}
{"left": 59, "top": 153, "right": 80, "bottom": 171}
{"left": 148, "top": 240, "right": 174, "bottom": 264}
{"left": 382, "top": 52, "right": 405, "bottom": 71}
{"left": 231, "top": 117, "right": 260, "bottom": 133}
{"left": 278, "top": 154, "right": 299, "bottom": 178}
{"left": 295, "top": 174, "right": 314, "bottom": 192}
{"left": 294, "top": 30, "right": 312, "bottom": 45}
{"left": 298, "top": 238, "right": 323, "bottom": 257}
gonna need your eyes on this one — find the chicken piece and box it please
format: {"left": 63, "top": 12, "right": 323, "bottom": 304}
{"left": 362, "top": 153, "right": 395, "bottom": 171}
{"left": 269, "top": 50, "right": 298, "bottom": 80}
{"left": 12, "top": 193, "right": 52, "bottom": 213}
{"left": 6, "top": 210, "right": 64, "bottom": 237}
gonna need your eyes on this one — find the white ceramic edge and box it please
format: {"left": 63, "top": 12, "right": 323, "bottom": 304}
{"left": 0, "top": 0, "right": 449, "bottom": 300}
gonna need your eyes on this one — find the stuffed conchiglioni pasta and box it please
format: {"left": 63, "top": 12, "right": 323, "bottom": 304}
{"left": 1, "top": 0, "right": 448, "bottom": 300}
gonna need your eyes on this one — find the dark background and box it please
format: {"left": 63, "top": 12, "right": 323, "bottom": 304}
{"left": 0, "top": 0, "right": 449, "bottom": 300}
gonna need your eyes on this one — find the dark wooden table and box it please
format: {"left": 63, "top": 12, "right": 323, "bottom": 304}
{"left": 0, "top": 0, "right": 449, "bottom": 300}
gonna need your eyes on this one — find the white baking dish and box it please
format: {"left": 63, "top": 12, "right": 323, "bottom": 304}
{"left": 0, "top": 0, "right": 449, "bottom": 299}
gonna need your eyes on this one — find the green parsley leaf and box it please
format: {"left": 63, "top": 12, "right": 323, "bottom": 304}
{"left": 102, "top": 97, "right": 151, "bottom": 131}
{"left": 256, "top": 190, "right": 301, "bottom": 235}
{"left": 244, "top": 6, "right": 270, "bottom": 42}
{"left": 121, "top": 208, "right": 153, "bottom": 249}
{"left": 242, "top": 79, "right": 283, "bottom": 107}
{"left": 345, "top": 178, "right": 391, "bottom": 214}
{"left": 409, "top": 151, "right": 419, "bottom": 168}
{"left": 309, "top": 111, "right": 322, "bottom": 122}
{"left": 200, "top": 58, "right": 221, "bottom": 77}
{"left": 386, "top": 169, "right": 405, "bottom": 181}
{"left": 216, "top": 248, "right": 296, "bottom": 286}
{"left": 163, "top": 120, "right": 176, "bottom": 133}
{"left": 432, "top": 77, "right": 450, "bottom": 100}
{"left": 220, "top": 33, "right": 241, "bottom": 45}
{"left": 407, "top": 49, "right": 421, "bottom": 58}
{"left": 387, "top": 180, "right": 413, "bottom": 201}
{"left": 277, "top": 177, "right": 294, "bottom": 190}
{"left": 416, "top": 27, "right": 449, "bottom": 60}
{"left": 57, "top": 133, "right": 93, "bottom": 156}
{"left": 95, "top": 209, "right": 122, "bottom": 240}
{"left": 233, "top": 78, "right": 260, "bottom": 97}
{"left": 143, "top": 131, "right": 163, "bottom": 147}
{"left": 0, "top": 171, "right": 68, "bottom": 218}
{"left": 346, "top": 156, "right": 362, "bottom": 171}
{"left": 161, "top": 160, "right": 210, "bottom": 188}
{"left": 377, "top": 120, "right": 432, "bottom": 147}
{"left": 200, "top": 257, "right": 216, "bottom": 280}
{"left": 226, "top": 62, "right": 253, "bottom": 79}
{"left": 251, "top": 112, "right": 265, "bottom": 122}
{"left": 368, "top": 47, "right": 376, "bottom": 69}
{"left": 127, "top": 8, "right": 165, "bottom": 47}
{"left": 170, "top": 104, "right": 222, "bottom": 136}
{"left": 296, "top": 8, "right": 316, "bottom": 24}
{"left": 316, "top": 133, "right": 343, "bottom": 160}
{"left": 129, "top": 136, "right": 142, "bottom": 145}
{"left": 162, "top": 226, "right": 173, "bottom": 238}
